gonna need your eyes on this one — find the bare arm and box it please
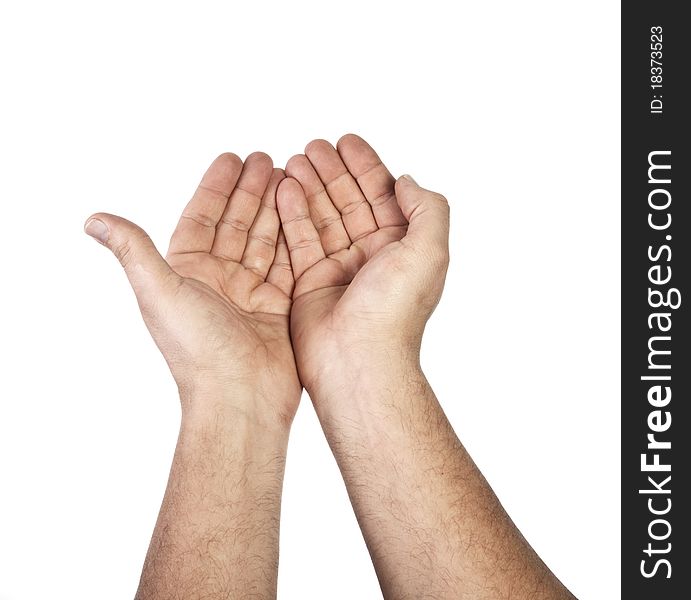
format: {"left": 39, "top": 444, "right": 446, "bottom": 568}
{"left": 317, "top": 359, "right": 572, "bottom": 599}
{"left": 86, "top": 153, "right": 301, "bottom": 598}
{"left": 135, "top": 390, "right": 290, "bottom": 599}
{"left": 277, "top": 134, "right": 575, "bottom": 599}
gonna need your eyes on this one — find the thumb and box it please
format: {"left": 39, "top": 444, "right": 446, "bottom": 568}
{"left": 395, "top": 175, "right": 450, "bottom": 252}
{"left": 84, "top": 213, "right": 176, "bottom": 297}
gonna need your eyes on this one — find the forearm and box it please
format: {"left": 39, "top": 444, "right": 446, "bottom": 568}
{"left": 313, "top": 356, "right": 573, "bottom": 600}
{"left": 135, "top": 386, "right": 292, "bottom": 600}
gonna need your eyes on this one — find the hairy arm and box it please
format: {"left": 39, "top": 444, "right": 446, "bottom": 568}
{"left": 277, "top": 134, "right": 575, "bottom": 599}
{"left": 86, "top": 153, "right": 301, "bottom": 599}
{"left": 316, "top": 357, "right": 572, "bottom": 600}
{"left": 136, "top": 389, "right": 290, "bottom": 599}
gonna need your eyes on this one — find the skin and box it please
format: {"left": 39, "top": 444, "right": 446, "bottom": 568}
{"left": 276, "top": 134, "right": 576, "bottom": 599}
{"left": 85, "top": 152, "right": 300, "bottom": 598}
{"left": 85, "top": 137, "right": 575, "bottom": 599}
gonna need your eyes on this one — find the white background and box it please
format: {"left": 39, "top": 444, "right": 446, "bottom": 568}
{"left": 0, "top": 1, "right": 620, "bottom": 598}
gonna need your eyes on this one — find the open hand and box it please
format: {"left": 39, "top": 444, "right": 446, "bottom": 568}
{"left": 275, "top": 135, "right": 450, "bottom": 400}
{"left": 85, "top": 153, "right": 300, "bottom": 427}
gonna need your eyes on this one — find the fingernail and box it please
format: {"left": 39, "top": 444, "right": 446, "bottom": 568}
{"left": 84, "top": 218, "right": 109, "bottom": 243}
{"left": 401, "top": 174, "right": 418, "bottom": 185}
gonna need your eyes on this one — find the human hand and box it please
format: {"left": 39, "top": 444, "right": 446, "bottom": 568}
{"left": 276, "top": 134, "right": 450, "bottom": 401}
{"left": 85, "top": 153, "right": 300, "bottom": 428}
{"left": 275, "top": 137, "right": 574, "bottom": 600}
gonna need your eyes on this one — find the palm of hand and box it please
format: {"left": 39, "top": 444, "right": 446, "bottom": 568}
{"left": 292, "top": 224, "right": 406, "bottom": 321}
{"left": 167, "top": 247, "right": 291, "bottom": 324}
{"left": 140, "top": 153, "right": 299, "bottom": 400}
{"left": 164, "top": 250, "right": 291, "bottom": 359}
{"left": 275, "top": 135, "right": 414, "bottom": 389}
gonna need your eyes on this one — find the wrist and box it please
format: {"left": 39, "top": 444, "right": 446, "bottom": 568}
{"left": 306, "top": 343, "right": 425, "bottom": 420}
{"left": 178, "top": 379, "right": 298, "bottom": 439}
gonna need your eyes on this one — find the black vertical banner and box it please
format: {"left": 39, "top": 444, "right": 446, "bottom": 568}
{"left": 622, "top": 3, "right": 689, "bottom": 598}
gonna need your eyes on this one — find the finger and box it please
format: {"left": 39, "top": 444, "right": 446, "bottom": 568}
{"left": 241, "top": 168, "right": 284, "bottom": 279}
{"left": 276, "top": 177, "right": 325, "bottom": 280}
{"left": 336, "top": 134, "right": 407, "bottom": 228}
{"left": 266, "top": 229, "right": 294, "bottom": 297}
{"left": 85, "top": 213, "right": 178, "bottom": 303}
{"left": 394, "top": 175, "right": 450, "bottom": 253}
{"left": 168, "top": 153, "right": 243, "bottom": 255}
{"left": 304, "top": 139, "right": 378, "bottom": 243}
{"left": 285, "top": 154, "right": 350, "bottom": 255}
{"left": 211, "top": 152, "right": 273, "bottom": 262}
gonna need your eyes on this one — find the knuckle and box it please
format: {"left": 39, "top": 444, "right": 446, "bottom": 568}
{"left": 423, "top": 240, "right": 449, "bottom": 270}
{"left": 113, "top": 240, "right": 134, "bottom": 268}
{"left": 113, "top": 230, "right": 151, "bottom": 270}
{"left": 431, "top": 247, "right": 449, "bottom": 270}
{"left": 432, "top": 192, "right": 449, "bottom": 209}
{"left": 440, "top": 248, "right": 451, "bottom": 268}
